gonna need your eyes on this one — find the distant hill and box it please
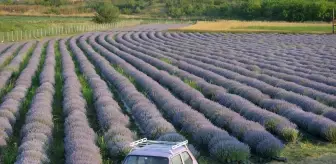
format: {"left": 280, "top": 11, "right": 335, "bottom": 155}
{"left": 0, "top": 0, "right": 336, "bottom": 22}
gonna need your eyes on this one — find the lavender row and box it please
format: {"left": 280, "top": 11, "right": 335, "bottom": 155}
{"left": 154, "top": 32, "right": 336, "bottom": 94}
{"left": 0, "top": 44, "right": 12, "bottom": 54}
{"left": 68, "top": 36, "right": 135, "bottom": 157}
{"left": 60, "top": 38, "right": 102, "bottom": 164}
{"left": 172, "top": 32, "right": 336, "bottom": 74}
{"left": 144, "top": 32, "right": 336, "bottom": 106}
{"left": 167, "top": 32, "right": 336, "bottom": 80}
{"left": 153, "top": 32, "right": 335, "bottom": 79}
{"left": 15, "top": 40, "right": 56, "bottom": 164}
{"left": 129, "top": 32, "right": 336, "bottom": 121}
{"left": 82, "top": 33, "right": 251, "bottom": 162}
{"left": 0, "top": 40, "right": 45, "bottom": 148}
{"left": 111, "top": 33, "right": 299, "bottom": 140}
{"left": 96, "top": 33, "right": 286, "bottom": 157}
{"left": 111, "top": 32, "right": 336, "bottom": 142}
{"left": 0, "top": 43, "right": 23, "bottom": 68}
{"left": 173, "top": 32, "right": 336, "bottom": 92}
{"left": 191, "top": 33, "right": 336, "bottom": 70}
{"left": 75, "top": 33, "right": 199, "bottom": 158}
{"left": 181, "top": 32, "right": 336, "bottom": 63}
{"left": 151, "top": 32, "right": 336, "bottom": 112}
{"left": 167, "top": 32, "right": 336, "bottom": 87}
{"left": 0, "top": 42, "right": 34, "bottom": 90}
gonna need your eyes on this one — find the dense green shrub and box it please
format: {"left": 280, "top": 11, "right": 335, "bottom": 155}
{"left": 43, "top": 7, "right": 61, "bottom": 15}
{"left": 112, "top": 0, "right": 150, "bottom": 14}
{"left": 90, "top": 1, "right": 120, "bottom": 23}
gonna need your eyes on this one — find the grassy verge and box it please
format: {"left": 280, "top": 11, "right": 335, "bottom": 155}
{"left": 49, "top": 40, "right": 65, "bottom": 164}
{"left": 173, "top": 20, "right": 333, "bottom": 34}
{"left": 267, "top": 134, "right": 336, "bottom": 164}
{"left": 0, "top": 42, "right": 47, "bottom": 163}
{"left": 0, "top": 16, "right": 92, "bottom": 32}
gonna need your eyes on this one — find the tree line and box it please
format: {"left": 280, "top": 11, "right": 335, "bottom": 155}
{"left": 165, "top": 0, "right": 336, "bottom": 21}
{"left": 1, "top": 0, "right": 336, "bottom": 22}
{"left": 111, "top": 0, "right": 336, "bottom": 22}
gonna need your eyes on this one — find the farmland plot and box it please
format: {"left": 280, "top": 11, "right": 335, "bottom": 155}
{"left": 0, "top": 24, "right": 336, "bottom": 163}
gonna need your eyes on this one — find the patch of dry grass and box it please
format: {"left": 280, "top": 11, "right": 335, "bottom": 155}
{"left": 174, "top": 20, "right": 332, "bottom": 34}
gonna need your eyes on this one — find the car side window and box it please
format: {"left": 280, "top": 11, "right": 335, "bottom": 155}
{"left": 171, "top": 154, "right": 183, "bottom": 164}
{"left": 181, "top": 152, "right": 193, "bottom": 164}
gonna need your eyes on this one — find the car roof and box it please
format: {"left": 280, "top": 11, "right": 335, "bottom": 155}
{"left": 128, "top": 144, "right": 187, "bottom": 158}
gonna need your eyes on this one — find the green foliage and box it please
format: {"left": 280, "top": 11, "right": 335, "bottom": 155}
{"left": 159, "top": 57, "right": 172, "bottom": 64}
{"left": 1, "top": 0, "right": 335, "bottom": 21}
{"left": 90, "top": 1, "right": 120, "bottom": 23}
{"left": 282, "top": 128, "right": 299, "bottom": 142}
{"left": 22, "top": 0, "right": 68, "bottom": 6}
{"left": 43, "top": 7, "right": 61, "bottom": 15}
{"left": 49, "top": 40, "right": 65, "bottom": 163}
{"left": 326, "top": 127, "right": 336, "bottom": 143}
{"left": 112, "top": 0, "right": 151, "bottom": 14}
{"left": 1, "top": 0, "right": 13, "bottom": 5}
{"left": 184, "top": 79, "right": 202, "bottom": 92}
{"left": 113, "top": 64, "right": 135, "bottom": 84}
{"left": 162, "top": 0, "right": 336, "bottom": 21}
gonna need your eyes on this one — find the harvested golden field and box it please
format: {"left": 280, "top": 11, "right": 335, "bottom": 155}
{"left": 175, "top": 20, "right": 332, "bottom": 34}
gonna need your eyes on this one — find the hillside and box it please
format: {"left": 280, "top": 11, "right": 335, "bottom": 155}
{"left": 1, "top": 0, "right": 336, "bottom": 21}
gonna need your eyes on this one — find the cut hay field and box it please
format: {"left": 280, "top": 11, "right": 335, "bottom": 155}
{"left": 175, "top": 20, "right": 333, "bottom": 34}
{"left": 0, "top": 24, "right": 336, "bottom": 164}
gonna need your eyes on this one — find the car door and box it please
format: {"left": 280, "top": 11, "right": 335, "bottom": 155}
{"left": 171, "top": 154, "right": 183, "bottom": 164}
{"left": 180, "top": 151, "right": 197, "bottom": 164}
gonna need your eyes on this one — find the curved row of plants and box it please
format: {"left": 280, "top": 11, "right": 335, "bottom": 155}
{"left": 165, "top": 32, "right": 336, "bottom": 75}
{"left": 81, "top": 33, "right": 251, "bottom": 162}
{"left": 60, "top": 38, "right": 102, "bottom": 164}
{"left": 107, "top": 31, "right": 336, "bottom": 143}
{"left": 71, "top": 34, "right": 199, "bottom": 158}
{"left": 126, "top": 32, "right": 336, "bottom": 122}
{"left": 0, "top": 40, "right": 45, "bottom": 149}
{"left": 159, "top": 32, "right": 336, "bottom": 91}
{"left": 15, "top": 40, "right": 56, "bottom": 163}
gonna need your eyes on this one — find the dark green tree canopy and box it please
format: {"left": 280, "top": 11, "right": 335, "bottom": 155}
{"left": 89, "top": 0, "right": 120, "bottom": 23}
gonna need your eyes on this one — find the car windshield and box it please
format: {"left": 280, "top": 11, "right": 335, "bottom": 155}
{"left": 123, "top": 155, "right": 169, "bottom": 164}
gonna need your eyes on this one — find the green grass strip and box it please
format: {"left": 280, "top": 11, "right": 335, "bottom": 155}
{"left": 49, "top": 40, "right": 65, "bottom": 164}
{"left": 0, "top": 42, "right": 47, "bottom": 163}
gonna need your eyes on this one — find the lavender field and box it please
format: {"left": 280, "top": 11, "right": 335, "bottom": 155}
{"left": 0, "top": 24, "right": 335, "bottom": 163}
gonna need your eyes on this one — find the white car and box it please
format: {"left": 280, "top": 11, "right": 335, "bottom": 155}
{"left": 123, "top": 138, "right": 198, "bottom": 164}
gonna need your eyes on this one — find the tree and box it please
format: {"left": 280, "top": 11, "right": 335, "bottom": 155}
{"left": 90, "top": 1, "right": 120, "bottom": 23}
